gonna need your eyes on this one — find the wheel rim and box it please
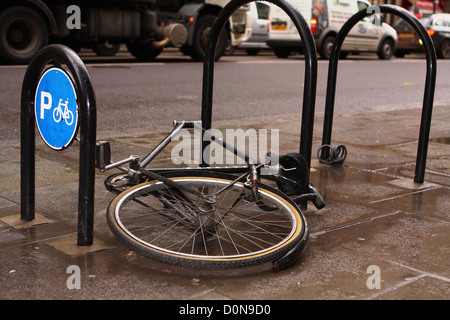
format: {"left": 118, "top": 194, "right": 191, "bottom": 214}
{"left": 200, "top": 27, "right": 211, "bottom": 52}
{"left": 6, "top": 18, "right": 39, "bottom": 55}
{"left": 111, "top": 177, "right": 303, "bottom": 262}
{"left": 383, "top": 42, "right": 392, "bottom": 57}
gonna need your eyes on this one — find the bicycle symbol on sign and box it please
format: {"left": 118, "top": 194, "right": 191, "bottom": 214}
{"left": 53, "top": 98, "right": 74, "bottom": 126}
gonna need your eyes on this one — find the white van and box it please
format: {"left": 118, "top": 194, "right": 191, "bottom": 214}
{"left": 266, "top": 0, "right": 398, "bottom": 59}
{"left": 237, "top": 1, "right": 271, "bottom": 54}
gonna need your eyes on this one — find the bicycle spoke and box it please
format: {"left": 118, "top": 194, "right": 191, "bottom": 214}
{"left": 109, "top": 176, "right": 305, "bottom": 268}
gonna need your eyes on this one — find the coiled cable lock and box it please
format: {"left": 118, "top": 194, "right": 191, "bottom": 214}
{"left": 317, "top": 144, "right": 347, "bottom": 165}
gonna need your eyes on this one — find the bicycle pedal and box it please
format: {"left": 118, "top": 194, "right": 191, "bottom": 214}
{"left": 95, "top": 141, "right": 111, "bottom": 170}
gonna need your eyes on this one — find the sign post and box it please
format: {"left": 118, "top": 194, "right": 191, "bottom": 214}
{"left": 21, "top": 44, "right": 96, "bottom": 246}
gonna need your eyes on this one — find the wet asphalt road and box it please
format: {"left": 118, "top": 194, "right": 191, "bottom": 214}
{"left": 1, "top": 49, "right": 450, "bottom": 140}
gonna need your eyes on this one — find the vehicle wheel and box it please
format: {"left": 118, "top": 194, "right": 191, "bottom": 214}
{"left": 0, "top": 6, "right": 49, "bottom": 64}
{"left": 190, "top": 14, "right": 227, "bottom": 62}
{"left": 223, "top": 38, "right": 235, "bottom": 56}
{"left": 319, "top": 36, "right": 347, "bottom": 60}
{"left": 93, "top": 41, "right": 121, "bottom": 57}
{"left": 320, "top": 35, "right": 336, "bottom": 60}
{"left": 107, "top": 171, "right": 308, "bottom": 269}
{"left": 274, "top": 47, "right": 291, "bottom": 58}
{"left": 377, "top": 38, "right": 394, "bottom": 60}
{"left": 126, "top": 41, "right": 163, "bottom": 61}
{"left": 437, "top": 39, "right": 450, "bottom": 59}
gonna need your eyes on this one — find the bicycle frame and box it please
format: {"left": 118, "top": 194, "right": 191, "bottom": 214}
{"left": 97, "top": 120, "right": 256, "bottom": 176}
{"left": 96, "top": 120, "right": 325, "bottom": 210}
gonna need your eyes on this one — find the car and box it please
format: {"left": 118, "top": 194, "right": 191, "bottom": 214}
{"left": 224, "top": 1, "right": 271, "bottom": 55}
{"left": 394, "top": 13, "right": 450, "bottom": 59}
{"left": 266, "top": 0, "right": 398, "bottom": 60}
{"left": 237, "top": 1, "right": 271, "bottom": 55}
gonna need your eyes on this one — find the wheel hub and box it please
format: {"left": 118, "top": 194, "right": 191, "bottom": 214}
{"left": 197, "top": 195, "right": 218, "bottom": 232}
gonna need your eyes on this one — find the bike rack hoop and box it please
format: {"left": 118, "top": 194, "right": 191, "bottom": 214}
{"left": 321, "top": 5, "right": 437, "bottom": 183}
{"left": 201, "top": 0, "right": 318, "bottom": 171}
{"left": 21, "top": 44, "right": 97, "bottom": 246}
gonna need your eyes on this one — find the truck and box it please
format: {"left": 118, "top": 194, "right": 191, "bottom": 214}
{"left": 0, "top": 0, "right": 251, "bottom": 64}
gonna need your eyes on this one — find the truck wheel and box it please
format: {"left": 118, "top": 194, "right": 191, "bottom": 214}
{"left": 377, "top": 38, "right": 394, "bottom": 60}
{"left": 0, "top": 6, "right": 49, "bottom": 64}
{"left": 190, "top": 14, "right": 227, "bottom": 62}
{"left": 126, "top": 41, "right": 163, "bottom": 61}
{"left": 93, "top": 41, "right": 121, "bottom": 57}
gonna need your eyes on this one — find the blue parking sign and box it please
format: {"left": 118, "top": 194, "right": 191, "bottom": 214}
{"left": 35, "top": 68, "right": 78, "bottom": 150}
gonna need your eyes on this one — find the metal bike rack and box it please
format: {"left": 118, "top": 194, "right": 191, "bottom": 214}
{"left": 21, "top": 44, "right": 97, "bottom": 246}
{"left": 319, "top": 5, "right": 437, "bottom": 183}
{"left": 200, "top": 0, "right": 318, "bottom": 173}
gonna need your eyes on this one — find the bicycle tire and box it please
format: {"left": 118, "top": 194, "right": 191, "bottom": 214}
{"left": 106, "top": 171, "right": 308, "bottom": 269}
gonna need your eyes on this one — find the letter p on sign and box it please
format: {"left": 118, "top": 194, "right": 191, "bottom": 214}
{"left": 40, "top": 91, "right": 52, "bottom": 119}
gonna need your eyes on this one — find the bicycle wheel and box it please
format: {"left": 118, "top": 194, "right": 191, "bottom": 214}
{"left": 106, "top": 171, "right": 308, "bottom": 269}
{"left": 65, "top": 110, "right": 74, "bottom": 126}
{"left": 53, "top": 107, "right": 61, "bottom": 122}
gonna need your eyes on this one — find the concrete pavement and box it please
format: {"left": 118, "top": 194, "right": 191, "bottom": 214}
{"left": 0, "top": 101, "right": 449, "bottom": 301}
